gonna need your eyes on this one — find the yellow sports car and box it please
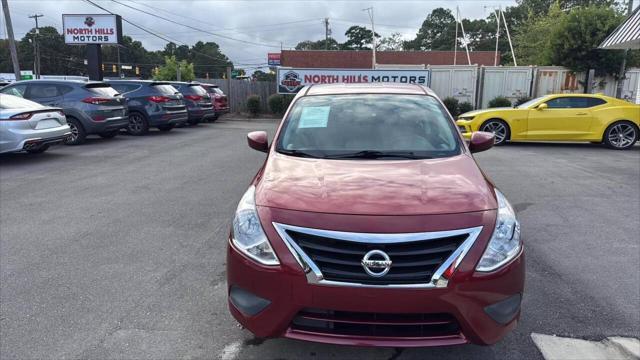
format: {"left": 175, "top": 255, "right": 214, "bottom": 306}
{"left": 456, "top": 94, "right": 640, "bottom": 150}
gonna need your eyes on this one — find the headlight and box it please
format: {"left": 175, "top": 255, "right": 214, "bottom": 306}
{"left": 231, "top": 186, "right": 279, "bottom": 265}
{"left": 476, "top": 189, "right": 521, "bottom": 272}
{"left": 458, "top": 116, "right": 475, "bottom": 121}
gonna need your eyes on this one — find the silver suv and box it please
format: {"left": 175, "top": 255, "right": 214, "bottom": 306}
{"left": 0, "top": 80, "right": 128, "bottom": 145}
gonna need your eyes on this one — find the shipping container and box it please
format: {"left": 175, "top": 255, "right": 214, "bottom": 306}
{"left": 480, "top": 66, "right": 534, "bottom": 108}
{"left": 428, "top": 65, "right": 478, "bottom": 106}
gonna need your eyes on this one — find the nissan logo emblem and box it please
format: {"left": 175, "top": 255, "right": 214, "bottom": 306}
{"left": 361, "top": 250, "right": 392, "bottom": 277}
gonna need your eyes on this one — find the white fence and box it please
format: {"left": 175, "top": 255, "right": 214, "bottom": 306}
{"left": 423, "top": 65, "right": 640, "bottom": 108}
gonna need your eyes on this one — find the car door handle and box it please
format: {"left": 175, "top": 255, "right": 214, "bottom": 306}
{"left": 576, "top": 112, "right": 588, "bottom": 115}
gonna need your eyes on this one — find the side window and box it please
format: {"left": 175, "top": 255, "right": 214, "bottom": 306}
{"left": 27, "top": 84, "right": 60, "bottom": 99}
{"left": 1, "top": 84, "right": 27, "bottom": 98}
{"left": 587, "top": 98, "right": 607, "bottom": 107}
{"left": 545, "top": 97, "right": 590, "bottom": 109}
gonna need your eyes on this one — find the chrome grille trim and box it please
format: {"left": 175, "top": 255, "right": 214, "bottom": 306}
{"left": 273, "top": 222, "right": 483, "bottom": 289}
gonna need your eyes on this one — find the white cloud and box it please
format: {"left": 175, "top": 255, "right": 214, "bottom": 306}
{"left": 3, "top": 0, "right": 516, "bottom": 70}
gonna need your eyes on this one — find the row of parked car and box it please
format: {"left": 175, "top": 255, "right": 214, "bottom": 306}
{"left": 0, "top": 80, "right": 229, "bottom": 154}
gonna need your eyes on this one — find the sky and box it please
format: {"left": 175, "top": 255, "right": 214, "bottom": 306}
{"left": 2, "top": 0, "right": 518, "bottom": 70}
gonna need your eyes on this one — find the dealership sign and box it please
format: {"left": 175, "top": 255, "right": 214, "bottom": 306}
{"left": 268, "top": 53, "right": 281, "bottom": 66}
{"left": 62, "top": 14, "right": 123, "bottom": 45}
{"left": 277, "top": 68, "right": 431, "bottom": 94}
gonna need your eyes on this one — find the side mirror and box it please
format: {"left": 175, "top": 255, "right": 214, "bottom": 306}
{"left": 247, "top": 131, "right": 268, "bottom": 153}
{"left": 536, "top": 103, "right": 548, "bottom": 111}
{"left": 469, "top": 131, "right": 495, "bottom": 153}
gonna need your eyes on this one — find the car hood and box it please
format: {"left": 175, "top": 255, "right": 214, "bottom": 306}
{"left": 255, "top": 153, "right": 497, "bottom": 216}
{"left": 459, "top": 107, "right": 513, "bottom": 118}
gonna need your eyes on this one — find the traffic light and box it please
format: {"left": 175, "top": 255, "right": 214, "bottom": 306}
{"left": 101, "top": 64, "right": 105, "bottom": 72}
{"left": 135, "top": 67, "right": 140, "bottom": 76}
{"left": 112, "top": 64, "right": 117, "bottom": 73}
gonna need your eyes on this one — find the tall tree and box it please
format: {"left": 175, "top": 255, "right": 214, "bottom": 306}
{"left": 342, "top": 25, "right": 380, "bottom": 50}
{"left": 295, "top": 38, "right": 340, "bottom": 50}
{"left": 404, "top": 8, "right": 456, "bottom": 51}
{"left": 546, "top": 5, "right": 625, "bottom": 75}
{"left": 378, "top": 32, "right": 404, "bottom": 51}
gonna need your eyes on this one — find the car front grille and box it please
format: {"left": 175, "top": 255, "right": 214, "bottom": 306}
{"left": 275, "top": 223, "right": 482, "bottom": 287}
{"left": 290, "top": 308, "right": 462, "bottom": 339}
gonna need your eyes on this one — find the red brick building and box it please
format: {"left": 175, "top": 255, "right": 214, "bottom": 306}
{"left": 280, "top": 50, "right": 500, "bottom": 68}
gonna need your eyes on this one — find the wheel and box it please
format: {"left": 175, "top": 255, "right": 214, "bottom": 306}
{"left": 127, "top": 112, "right": 149, "bottom": 136}
{"left": 26, "top": 145, "right": 49, "bottom": 154}
{"left": 157, "top": 125, "right": 174, "bottom": 132}
{"left": 480, "top": 119, "right": 510, "bottom": 146}
{"left": 65, "top": 117, "right": 87, "bottom": 145}
{"left": 603, "top": 121, "right": 638, "bottom": 150}
{"left": 211, "top": 114, "right": 219, "bottom": 122}
{"left": 99, "top": 130, "right": 119, "bottom": 138}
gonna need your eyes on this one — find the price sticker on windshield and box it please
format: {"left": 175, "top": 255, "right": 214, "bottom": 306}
{"left": 299, "top": 106, "right": 330, "bottom": 128}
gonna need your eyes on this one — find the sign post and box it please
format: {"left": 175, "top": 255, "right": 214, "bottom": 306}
{"left": 62, "top": 14, "right": 123, "bottom": 81}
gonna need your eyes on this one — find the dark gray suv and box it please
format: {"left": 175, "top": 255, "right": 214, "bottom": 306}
{"left": 0, "top": 80, "right": 128, "bottom": 144}
{"left": 168, "top": 82, "right": 215, "bottom": 125}
{"left": 108, "top": 80, "right": 188, "bottom": 135}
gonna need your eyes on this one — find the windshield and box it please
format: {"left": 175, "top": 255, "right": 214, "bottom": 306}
{"left": 516, "top": 96, "right": 547, "bottom": 109}
{"left": 276, "top": 94, "right": 461, "bottom": 160}
{"left": 186, "top": 85, "right": 208, "bottom": 95}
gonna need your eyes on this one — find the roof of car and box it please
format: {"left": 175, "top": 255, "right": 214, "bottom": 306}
{"left": 9, "top": 79, "right": 99, "bottom": 86}
{"left": 304, "top": 83, "right": 435, "bottom": 96}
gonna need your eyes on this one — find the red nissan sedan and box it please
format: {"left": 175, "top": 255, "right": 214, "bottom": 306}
{"left": 227, "top": 83, "right": 524, "bottom": 347}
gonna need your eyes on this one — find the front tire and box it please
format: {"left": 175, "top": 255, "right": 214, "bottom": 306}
{"left": 480, "top": 119, "right": 510, "bottom": 146}
{"left": 603, "top": 121, "right": 638, "bottom": 150}
{"left": 65, "top": 117, "right": 86, "bottom": 145}
{"left": 127, "top": 112, "right": 149, "bottom": 136}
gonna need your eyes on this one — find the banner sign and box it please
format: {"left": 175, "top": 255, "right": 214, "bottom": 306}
{"left": 268, "top": 53, "right": 281, "bottom": 66}
{"left": 277, "top": 68, "right": 431, "bottom": 94}
{"left": 63, "top": 14, "right": 123, "bottom": 45}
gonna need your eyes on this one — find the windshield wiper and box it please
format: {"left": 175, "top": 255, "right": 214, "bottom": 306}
{"left": 324, "top": 150, "right": 427, "bottom": 160}
{"left": 277, "top": 149, "right": 320, "bottom": 158}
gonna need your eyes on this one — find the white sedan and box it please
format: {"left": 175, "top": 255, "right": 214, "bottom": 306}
{"left": 0, "top": 94, "right": 71, "bottom": 154}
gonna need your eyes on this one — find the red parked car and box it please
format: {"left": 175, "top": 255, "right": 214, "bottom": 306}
{"left": 200, "top": 84, "right": 229, "bottom": 120}
{"left": 227, "top": 83, "right": 524, "bottom": 347}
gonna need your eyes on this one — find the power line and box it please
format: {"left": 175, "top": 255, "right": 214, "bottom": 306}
{"left": 110, "top": 0, "right": 290, "bottom": 49}
{"left": 82, "top": 0, "right": 237, "bottom": 67}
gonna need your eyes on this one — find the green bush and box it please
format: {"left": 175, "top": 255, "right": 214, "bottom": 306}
{"left": 442, "top": 97, "right": 459, "bottom": 116}
{"left": 246, "top": 95, "right": 261, "bottom": 116}
{"left": 282, "top": 95, "right": 295, "bottom": 113}
{"left": 514, "top": 96, "right": 532, "bottom": 106}
{"left": 458, "top": 102, "right": 474, "bottom": 115}
{"left": 268, "top": 94, "right": 285, "bottom": 114}
{"left": 488, "top": 96, "right": 513, "bottom": 108}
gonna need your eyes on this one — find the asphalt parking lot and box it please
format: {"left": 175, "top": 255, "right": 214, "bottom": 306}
{"left": 1, "top": 119, "right": 638, "bottom": 360}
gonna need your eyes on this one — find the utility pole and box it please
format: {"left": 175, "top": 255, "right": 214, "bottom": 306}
{"left": 363, "top": 7, "right": 376, "bottom": 69}
{"left": 2, "top": 0, "right": 21, "bottom": 80}
{"left": 494, "top": 8, "right": 501, "bottom": 66}
{"left": 616, "top": 0, "right": 634, "bottom": 98}
{"left": 117, "top": 45, "right": 122, "bottom": 78}
{"left": 500, "top": 8, "right": 517, "bottom": 66}
{"left": 324, "top": 18, "right": 330, "bottom": 50}
{"left": 454, "top": 7, "right": 459, "bottom": 66}
{"left": 28, "top": 13, "right": 43, "bottom": 79}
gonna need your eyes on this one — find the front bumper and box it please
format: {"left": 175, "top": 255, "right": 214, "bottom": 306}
{"left": 227, "top": 208, "right": 525, "bottom": 347}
